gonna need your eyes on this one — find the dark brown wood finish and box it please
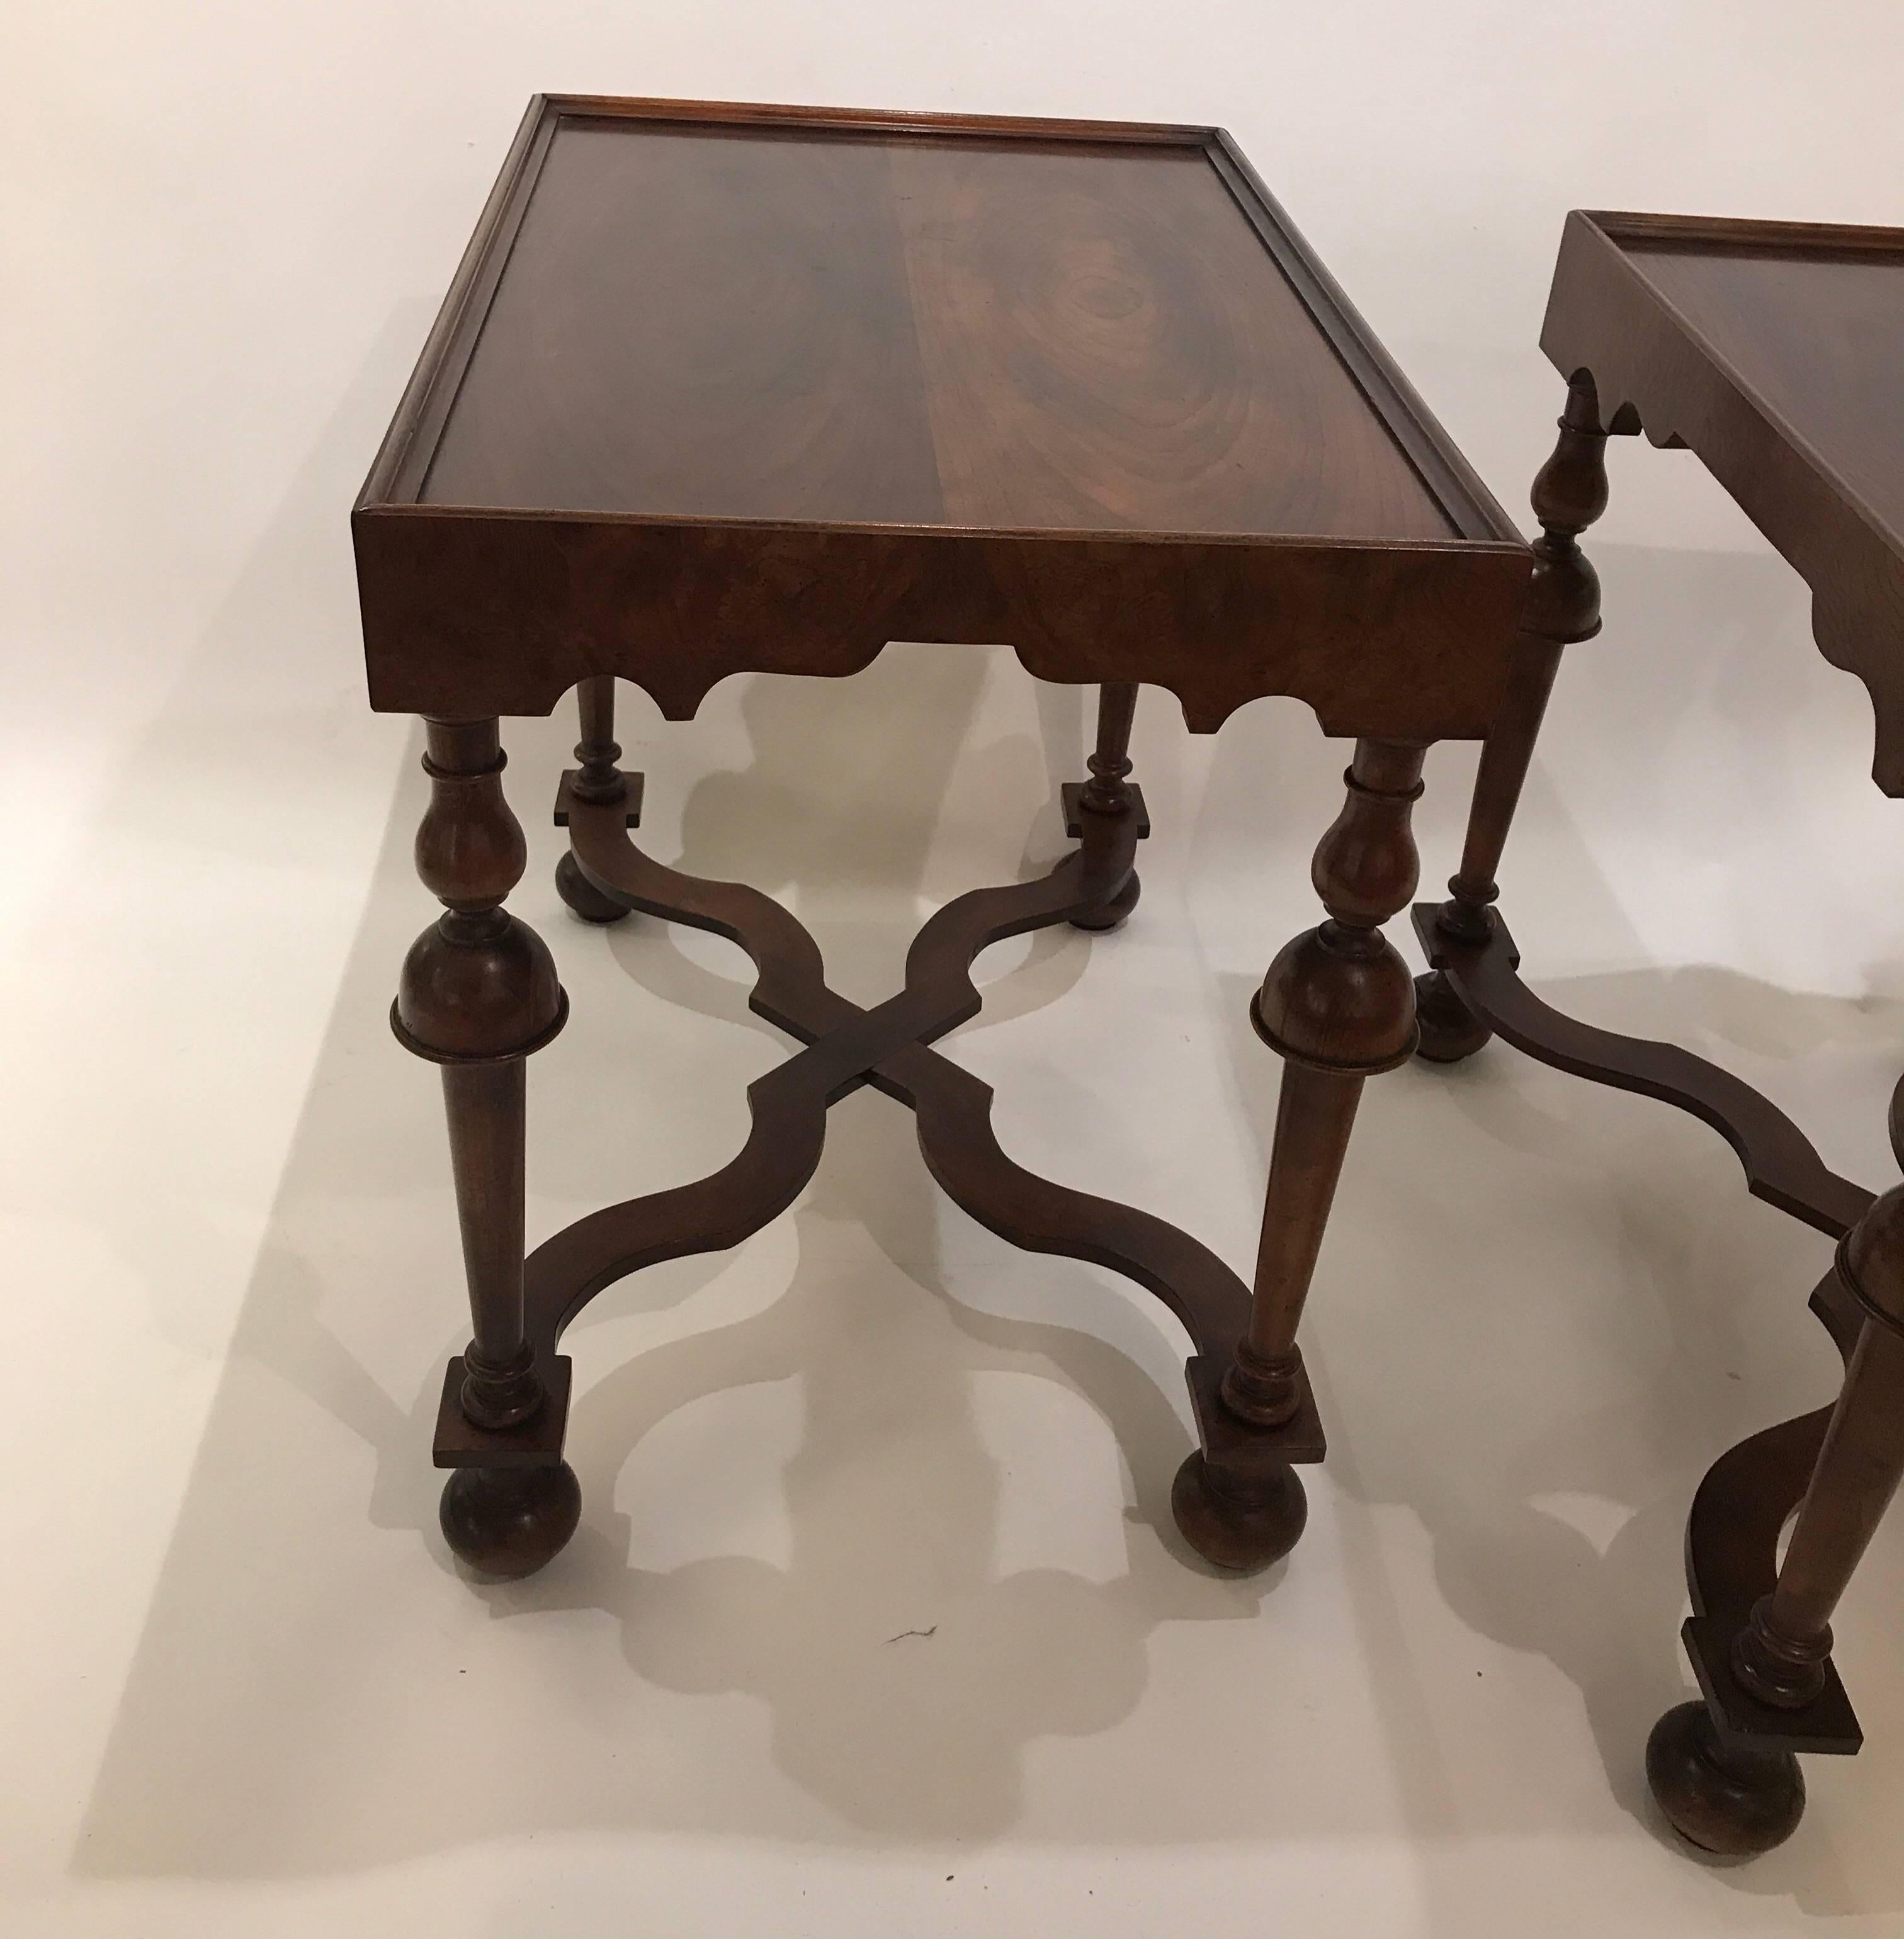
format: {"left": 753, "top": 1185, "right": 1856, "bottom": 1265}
{"left": 363, "top": 98, "right": 1528, "bottom": 1713}
{"left": 1414, "top": 211, "right": 1904, "bottom": 1857}
{"left": 1414, "top": 372, "right": 1609, "bottom": 1061}
{"left": 1543, "top": 211, "right": 1904, "bottom": 791}
{"left": 394, "top": 718, "right": 580, "bottom": 1576}
{"left": 1418, "top": 915, "right": 1874, "bottom": 1243}
{"left": 526, "top": 768, "right": 1247, "bottom": 1355}
{"left": 355, "top": 95, "right": 1527, "bottom": 740}
{"left": 1067, "top": 682, "right": 1143, "bottom": 932}
{"left": 553, "top": 676, "right": 637, "bottom": 924}
{"left": 1731, "top": 1210, "right": 1904, "bottom": 1706}
{"left": 1174, "top": 738, "right": 1425, "bottom": 1569}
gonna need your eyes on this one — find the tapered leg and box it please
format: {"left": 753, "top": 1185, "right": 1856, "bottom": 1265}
{"left": 1174, "top": 739, "right": 1425, "bottom": 1569}
{"left": 395, "top": 718, "right": 580, "bottom": 1578}
{"left": 1649, "top": 1185, "right": 1904, "bottom": 1854}
{"left": 1069, "top": 681, "right": 1143, "bottom": 932}
{"left": 1416, "top": 374, "right": 1609, "bottom": 1061}
{"left": 443, "top": 1063, "right": 535, "bottom": 1418}
{"left": 555, "top": 674, "right": 636, "bottom": 924}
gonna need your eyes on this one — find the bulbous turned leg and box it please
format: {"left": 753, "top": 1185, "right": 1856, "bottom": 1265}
{"left": 1069, "top": 681, "right": 1143, "bottom": 932}
{"left": 557, "top": 674, "right": 635, "bottom": 925}
{"left": 1412, "top": 968, "right": 1492, "bottom": 1063}
{"left": 1175, "top": 741, "right": 1426, "bottom": 1574}
{"left": 441, "top": 1461, "right": 584, "bottom": 1580}
{"left": 1645, "top": 1703, "right": 1805, "bottom": 1855}
{"left": 1417, "top": 374, "right": 1609, "bottom": 1065}
{"left": 398, "top": 718, "right": 579, "bottom": 1581}
{"left": 1170, "top": 1450, "right": 1307, "bottom": 1572}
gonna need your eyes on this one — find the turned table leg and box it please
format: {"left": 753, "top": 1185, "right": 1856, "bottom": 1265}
{"left": 1648, "top": 1185, "right": 1904, "bottom": 1853}
{"left": 1069, "top": 681, "right": 1143, "bottom": 932}
{"left": 1174, "top": 740, "right": 1425, "bottom": 1569}
{"left": 394, "top": 718, "right": 580, "bottom": 1578}
{"left": 555, "top": 675, "right": 637, "bottom": 924}
{"left": 1416, "top": 373, "right": 1609, "bottom": 1062}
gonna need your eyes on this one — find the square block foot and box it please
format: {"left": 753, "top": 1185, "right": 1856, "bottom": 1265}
{"left": 555, "top": 769, "right": 644, "bottom": 828}
{"left": 1186, "top": 1352, "right": 1325, "bottom": 1490}
{"left": 433, "top": 1355, "right": 573, "bottom": 1468}
{"left": 1682, "top": 1615, "right": 1862, "bottom": 1756}
{"left": 1062, "top": 780, "right": 1150, "bottom": 841}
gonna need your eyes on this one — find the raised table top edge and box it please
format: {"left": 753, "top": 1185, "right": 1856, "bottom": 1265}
{"left": 1205, "top": 130, "right": 1519, "bottom": 548}
{"left": 1556, "top": 211, "right": 1904, "bottom": 545}
{"left": 358, "top": 94, "right": 1523, "bottom": 551}
{"left": 353, "top": 96, "right": 1533, "bottom": 738}
{"left": 1580, "top": 207, "right": 1904, "bottom": 261}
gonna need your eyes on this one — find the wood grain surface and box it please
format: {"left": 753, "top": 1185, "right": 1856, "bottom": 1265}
{"left": 1622, "top": 239, "right": 1904, "bottom": 542}
{"left": 421, "top": 117, "right": 1451, "bottom": 541}
{"left": 357, "top": 98, "right": 1528, "bottom": 732}
{"left": 421, "top": 123, "right": 949, "bottom": 525}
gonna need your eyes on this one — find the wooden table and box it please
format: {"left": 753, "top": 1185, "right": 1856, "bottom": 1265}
{"left": 353, "top": 97, "right": 1527, "bottom": 1633}
{"left": 1413, "top": 211, "right": 1904, "bottom": 1856}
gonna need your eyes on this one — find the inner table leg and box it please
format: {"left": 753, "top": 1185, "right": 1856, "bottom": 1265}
{"left": 556, "top": 675, "right": 637, "bottom": 925}
{"left": 1173, "top": 740, "right": 1425, "bottom": 1570}
{"left": 395, "top": 717, "right": 580, "bottom": 1579}
{"left": 1416, "top": 373, "right": 1609, "bottom": 1062}
{"left": 1649, "top": 1185, "right": 1904, "bottom": 1855}
{"left": 1068, "top": 681, "right": 1143, "bottom": 932}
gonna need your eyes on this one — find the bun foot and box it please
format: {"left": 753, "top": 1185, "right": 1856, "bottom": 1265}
{"left": 1170, "top": 1450, "right": 1308, "bottom": 1572}
{"left": 1645, "top": 1701, "right": 1805, "bottom": 1857}
{"left": 1414, "top": 968, "right": 1492, "bottom": 1064}
{"left": 556, "top": 851, "right": 633, "bottom": 925}
{"left": 1070, "top": 870, "right": 1141, "bottom": 933}
{"left": 440, "top": 1461, "right": 582, "bottom": 1580}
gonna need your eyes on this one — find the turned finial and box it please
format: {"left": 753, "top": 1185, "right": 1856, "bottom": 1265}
{"left": 395, "top": 719, "right": 564, "bottom": 1063}
{"left": 1517, "top": 374, "right": 1609, "bottom": 650}
{"left": 1431, "top": 375, "right": 1611, "bottom": 949}
{"left": 1255, "top": 740, "right": 1425, "bottom": 1073}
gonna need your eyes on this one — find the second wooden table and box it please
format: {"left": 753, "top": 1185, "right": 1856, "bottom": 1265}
{"left": 1415, "top": 208, "right": 1904, "bottom": 1855}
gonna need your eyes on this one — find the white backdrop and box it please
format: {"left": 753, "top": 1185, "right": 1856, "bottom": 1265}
{"left": 7, "top": 5, "right": 1904, "bottom": 1935}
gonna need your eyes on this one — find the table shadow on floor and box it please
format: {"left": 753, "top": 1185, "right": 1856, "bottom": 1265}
{"left": 1210, "top": 916, "right": 1904, "bottom": 1919}
{"left": 74, "top": 651, "right": 1296, "bottom": 1878}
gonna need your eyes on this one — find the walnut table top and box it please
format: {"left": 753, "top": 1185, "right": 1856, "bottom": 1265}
{"left": 354, "top": 96, "right": 1529, "bottom": 738}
